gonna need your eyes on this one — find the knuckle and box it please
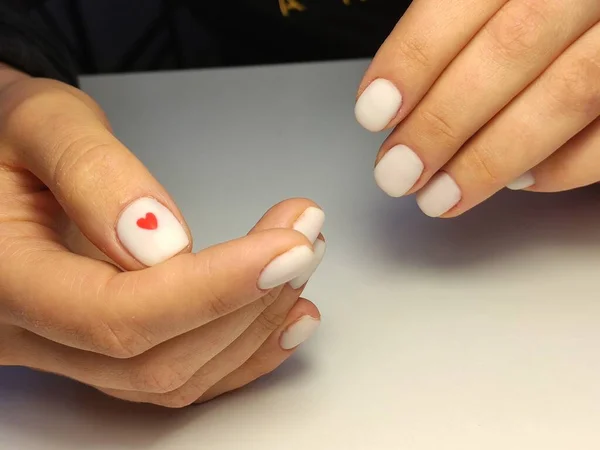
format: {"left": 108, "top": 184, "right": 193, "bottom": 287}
{"left": 91, "top": 318, "right": 155, "bottom": 359}
{"left": 199, "top": 255, "right": 234, "bottom": 319}
{"left": 130, "top": 361, "right": 190, "bottom": 394}
{"left": 192, "top": 253, "right": 236, "bottom": 318}
{"left": 52, "top": 136, "right": 117, "bottom": 201}
{"left": 258, "top": 288, "right": 281, "bottom": 309}
{"left": 394, "top": 36, "right": 431, "bottom": 69}
{"left": 417, "top": 108, "right": 458, "bottom": 144}
{"left": 0, "top": 80, "right": 65, "bottom": 132}
{"left": 394, "top": 36, "right": 432, "bottom": 69}
{"left": 548, "top": 57, "right": 600, "bottom": 115}
{"left": 204, "top": 291, "right": 231, "bottom": 319}
{"left": 256, "top": 308, "right": 287, "bottom": 334}
{"left": 484, "top": 0, "right": 548, "bottom": 64}
{"left": 465, "top": 144, "right": 501, "bottom": 186}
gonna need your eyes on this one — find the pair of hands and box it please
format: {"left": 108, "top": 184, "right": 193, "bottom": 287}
{"left": 1, "top": 0, "right": 598, "bottom": 408}
{"left": 357, "top": 0, "right": 600, "bottom": 216}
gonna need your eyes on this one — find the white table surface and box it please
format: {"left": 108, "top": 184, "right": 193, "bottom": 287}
{"left": 1, "top": 60, "right": 600, "bottom": 450}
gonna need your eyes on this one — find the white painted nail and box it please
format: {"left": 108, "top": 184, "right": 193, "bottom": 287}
{"left": 507, "top": 172, "right": 535, "bottom": 190}
{"left": 416, "top": 172, "right": 462, "bottom": 217}
{"left": 374, "top": 145, "right": 424, "bottom": 197}
{"left": 280, "top": 316, "right": 320, "bottom": 350}
{"left": 289, "top": 239, "right": 326, "bottom": 289}
{"left": 293, "top": 207, "right": 325, "bottom": 243}
{"left": 258, "top": 246, "right": 314, "bottom": 290}
{"left": 355, "top": 79, "right": 402, "bottom": 132}
{"left": 117, "top": 197, "right": 189, "bottom": 266}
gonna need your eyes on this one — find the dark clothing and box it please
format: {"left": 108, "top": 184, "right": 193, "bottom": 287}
{"left": 0, "top": 0, "right": 411, "bottom": 87}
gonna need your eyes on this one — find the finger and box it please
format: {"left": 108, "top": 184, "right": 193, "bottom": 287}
{"left": 247, "top": 199, "right": 326, "bottom": 289}
{"left": 156, "top": 238, "right": 323, "bottom": 406}
{"left": 195, "top": 299, "right": 321, "bottom": 404}
{"left": 9, "top": 211, "right": 325, "bottom": 392}
{"left": 517, "top": 117, "right": 600, "bottom": 192}
{"left": 2, "top": 228, "right": 315, "bottom": 357}
{"left": 98, "top": 290, "right": 317, "bottom": 407}
{"left": 289, "top": 236, "right": 326, "bottom": 290}
{"left": 249, "top": 198, "right": 324, "bottom": 243}
{"left": 375, "top": 0, "right": 600, "bottom": 197}
{"left": 415, "top": 22, "right": 600, "bottom": 218}
{"left": 11, "top": 292, "right": 280, "bottom": 392}
{"left": 355, "top": 0, "right": 507, "bottom": 132}
{"left": 2, "top": 80, "right": 191, "bottom": 269}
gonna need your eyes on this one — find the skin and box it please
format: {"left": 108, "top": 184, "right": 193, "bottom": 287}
{"left": 359, "top": 0, "right": 600, "bottom": 215}
{"left": 3, "top": 0, "right": 599, "bottom": 407}
{"left": 0, "top": 64, "right": 322, "bottom": 408}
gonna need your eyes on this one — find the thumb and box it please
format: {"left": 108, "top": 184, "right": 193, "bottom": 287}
{"left": 6, "top": 81, "right": 191, "bottom": 269}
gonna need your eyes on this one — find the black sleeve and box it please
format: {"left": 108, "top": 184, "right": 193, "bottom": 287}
{"left": 0, "top": 2, "right": 78, "bottom": 87}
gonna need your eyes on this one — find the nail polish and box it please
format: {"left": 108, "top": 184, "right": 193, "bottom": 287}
{"left": 293, "top": 207, "right": 325, "bottom": 243}
{"left": 374, "top": 145, "right": 424, "bottom": 197}
{"left": 258, "top": 245, "right": 314, "bottom": 290}
{"left": 116, "top": 197, "right": 189, "bottom": 266}
{"left": 280, "top": 316, "right": 320, "bottom": 350}
{"left": 289, "top": 238, "right": 326, "bottom": 289}
{"left": 507, "top": 172, "right": 535, "bottom": 190}
{"left": 416, "top": 172, "right": 462, "bottom": 217}
{"left": 355, "top": 79, "right": 402, "bottom": 132}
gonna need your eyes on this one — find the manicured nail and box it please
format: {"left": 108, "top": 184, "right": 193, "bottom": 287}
{"left": 355, "top": 79, "right": 402, "bottom": 132}
{"left": 117, "top": 197, "right": 189, "bottom": 266}
{"left": 258, "top": 246, "right": 314, "bottom": 290}
{"left": 293, "top": 207, "right": 325, "bottom": 243}
{"left": 507, "top": 172, "right": 535, "bottom": 190}
{"left": 280, "top": 316, "right": 320, "bottom": 350}
{"left": 374, "top": 145, "right": 424, "bottom": 197}
{"left": 416, "top": 172, "right": 461, "bottom": 217}
{"left": 289, "top": 238, "right": 326, "bottom": 289}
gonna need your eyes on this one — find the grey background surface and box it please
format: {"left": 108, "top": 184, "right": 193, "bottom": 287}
{"left": 1, "top": 60, "right": 600, "bottom": 449}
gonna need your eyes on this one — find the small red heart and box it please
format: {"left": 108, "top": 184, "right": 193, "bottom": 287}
{"left": 137, "top": 212, "right": 158, "bottom": 230}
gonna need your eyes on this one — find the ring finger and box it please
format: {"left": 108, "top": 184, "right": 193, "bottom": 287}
{"left": 195, "top": 298, "right": 321, "bottom": 404}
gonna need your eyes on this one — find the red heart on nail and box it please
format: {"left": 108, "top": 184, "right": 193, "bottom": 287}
{"left": 137, "top": 212, "right": 158, "bottom": 230}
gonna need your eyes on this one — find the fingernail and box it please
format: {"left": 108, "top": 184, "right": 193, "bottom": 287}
{"left": 293, "top": 207, "right": 325, "bottom": 243}
{"left": 117, "top": 197, "right": 189, "bottom": 266}
{"left": 289, "top": 238, "right": 326, "bottom": 289}
{"left": 280, "top": 316, "right": 320, "bottom": 350}
{"left": 355, "top": 79, "right": 402, "bottom": 132}
{"left": 416, "top": 172, "right": 461, "bottom": 217}
{"left": 258, "top": 246, "right": 314, "bottom": 290}
{"left": 374, "top": 145, "right": 424, "bottom": 197}
{"left": 507, "top": 172, "right": 535, "bottom": 190}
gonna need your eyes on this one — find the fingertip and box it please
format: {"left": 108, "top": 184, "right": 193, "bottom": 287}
{"left": 279, "top": 302, "right": 321, "bottom": 351}
{"left": 250, "top": 198, "right": 323, "bottom": 234}
{"left": 355, "top": 78, "right": 403, "bottom": 132}
{"left": 288, "top": 238, "right": 326, "bottom": 290}
{"left": 290, "top": 297, "right": 321, "bottom": 321}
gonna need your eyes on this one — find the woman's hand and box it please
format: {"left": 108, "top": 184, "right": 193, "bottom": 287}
{"left": 356, "top": 0, "right": 600, "bottom": 217}
{"left": 0, "top": 66, "right": 325, "bottom": 407}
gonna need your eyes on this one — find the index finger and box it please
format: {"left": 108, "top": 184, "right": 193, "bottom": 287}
{"left": 1, "top": 228, "right": 315, "bottom": 358}
{"left": 355, "top": 0, "right": 507, "bottom": 132}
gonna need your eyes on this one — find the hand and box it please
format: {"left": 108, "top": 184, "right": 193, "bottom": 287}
{"left": 0, "top": 66, "right": 326, "bottom": 407}
{"left": 355, "top": 0, "right": 600, "bottom": 217}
